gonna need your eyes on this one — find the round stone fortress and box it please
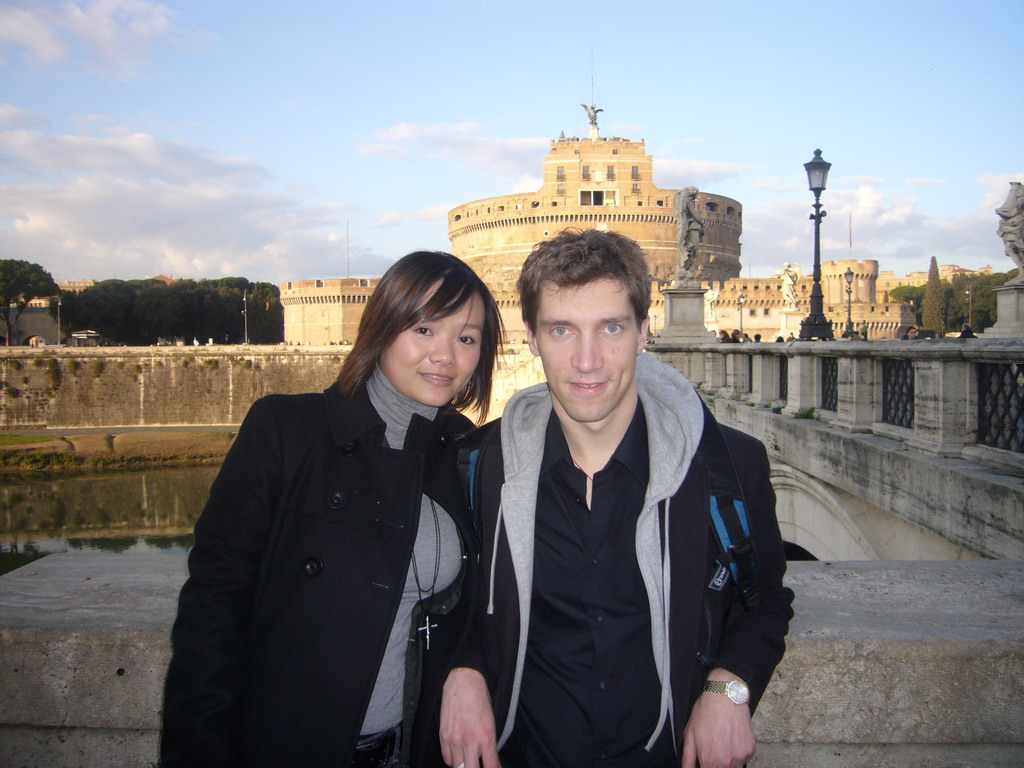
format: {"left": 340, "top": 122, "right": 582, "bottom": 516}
{"left": 448, "top": 133, "right": 742, "bottom": 288}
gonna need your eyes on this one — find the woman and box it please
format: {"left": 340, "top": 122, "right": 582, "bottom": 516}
{"left": 161, "top": 252, "right": 502, "bottom": 768}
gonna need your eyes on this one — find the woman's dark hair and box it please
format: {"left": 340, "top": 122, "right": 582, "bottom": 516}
{"left": 337, "top": 251, "right": 502, "bottom": 420}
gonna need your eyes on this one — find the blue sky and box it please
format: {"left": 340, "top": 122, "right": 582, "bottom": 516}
{"left": 0, "top": 0, "right": 1020, "bottom": 285}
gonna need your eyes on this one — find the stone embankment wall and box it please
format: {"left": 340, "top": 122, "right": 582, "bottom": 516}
{"left": 0, "top": 345, "right": 544, "bottom": 430}
{"left": 0, "top": 347, "right": 348, "bottom": 430}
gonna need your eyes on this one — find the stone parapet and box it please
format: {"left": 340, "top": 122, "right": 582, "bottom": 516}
{"left": 0, "top": 555, "right": 1021, "bottom": 768}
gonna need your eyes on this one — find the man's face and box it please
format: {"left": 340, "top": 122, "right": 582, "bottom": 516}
{"left": 526, "top": 279, "right": 648, "bottom": 430}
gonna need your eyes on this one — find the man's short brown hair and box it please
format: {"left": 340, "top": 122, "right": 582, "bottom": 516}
{"left": 517, "top": 229, "right": 651, "bottom": 330}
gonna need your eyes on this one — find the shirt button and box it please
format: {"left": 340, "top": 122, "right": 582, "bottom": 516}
{"left": 598, "top": 681, "right": 606, "bottom": 690}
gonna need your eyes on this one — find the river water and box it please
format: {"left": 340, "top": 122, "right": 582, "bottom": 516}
{"left": 0, "top": 465, "right": 219, "bottom": 574}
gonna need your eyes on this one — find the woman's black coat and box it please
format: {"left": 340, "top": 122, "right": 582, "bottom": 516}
{"left": 161, "top": 383, "right": 477, "bottom": 768}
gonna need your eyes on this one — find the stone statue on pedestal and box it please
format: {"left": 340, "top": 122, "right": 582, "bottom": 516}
{"left": 703, "top": 287, "right": 719, "bottom": 324}
{"left": 581, "top": 103, "right": 603, "bottom": 128}
{"left": 996, "top": 181, "right": 1024, "bottom": 284}
{"left": 674, "top": 186, "right": 704, "bottom": 284}
{"left": 781, "top": 262, "right": 801, "bottom": 310}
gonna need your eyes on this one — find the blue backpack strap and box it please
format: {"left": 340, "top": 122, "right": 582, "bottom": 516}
{"left": 698, "top": 400, "right": 759, "bottom": 610}
{"left": 456, "top": 419, "right": 502, "bottom": 511}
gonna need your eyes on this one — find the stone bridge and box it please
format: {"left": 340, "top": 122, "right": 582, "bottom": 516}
{"left": 649, "top": 337, "right": 1024, "bottom": 561}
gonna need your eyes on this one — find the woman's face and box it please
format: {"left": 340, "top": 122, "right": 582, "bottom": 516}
{"left": 379, "top": 291, "right": 485, "bottom": 407}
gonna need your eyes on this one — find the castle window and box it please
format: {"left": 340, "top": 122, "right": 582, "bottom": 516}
{"left": 454, "top": 214, "right": 461, "bottom": 221}
{"left": 607, "top": 166, "right": 615, "bottom": 180}
{"left": 612, "top": 149, "right": 619, "bottom": 154}
{"left": 498, "top": 206, "right": 504, "bottom": 212}
{"left": 657, "top": 200, "right": 664, "bottom": 206}
{"left": 551, "top": 201, "right": 558, "bottom": 206}
{"left": 531, "top": 201, "right": 540, "bottom": 208}
{"left": 557, "top": 183, "right": 565, "bottom": 195}
{"left": 632, "top": 184, "right": 640, "bottom": 195}
{"left": 582, "top": 166, "right": 590, "bottom": 181}
{"left": 706, "top": 202, "right": 719, "bottom": 212}
{"left": 556, "top": 166, "right": 565, "bottom": 181}
{"left": 631, "top": 166, "right": 640, "bottom": 180}
{"left": 316, "top": 280, "right": 324, "bottom": 288}
{"left": 727, "top": 206, "right": 735, "bottom": 215}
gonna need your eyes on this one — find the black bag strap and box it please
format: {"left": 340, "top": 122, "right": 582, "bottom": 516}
{"left": 696, "top": 399, "right": 760, "bottom": 610}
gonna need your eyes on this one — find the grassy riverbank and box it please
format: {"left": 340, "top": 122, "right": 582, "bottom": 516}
{"left": 0, "top": 431, "right": 235, "bottom": 473}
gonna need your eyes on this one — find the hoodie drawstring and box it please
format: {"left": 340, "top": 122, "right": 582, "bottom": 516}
{"left": 645, "top": 496, "right": 675, "bottom": 751}
{"left": 487, "top": 504, "right": 504, "bottom": 614}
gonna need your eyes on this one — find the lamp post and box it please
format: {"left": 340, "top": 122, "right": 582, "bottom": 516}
{"left": 965, "top": 284, "right": 972, "bottom": 328}
{"left": 242, "top": 291, "right": 249, "bottom": 345}
{"left": 844, "top": 267, "right": 854, "bottom": 337}
{"left": 737, "top": 292, "right": 746, "bottom": 337}
{"left": 799, "top": 149, "right": 834, "bottom": 340}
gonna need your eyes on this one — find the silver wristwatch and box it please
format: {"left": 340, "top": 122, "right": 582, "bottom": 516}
{"left": 702, "top": 679, "right": 750, "bottom": 705}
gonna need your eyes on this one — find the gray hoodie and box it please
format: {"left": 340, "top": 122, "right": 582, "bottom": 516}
{"left": 489, "top": 352, "right": 706, "bottom": 749}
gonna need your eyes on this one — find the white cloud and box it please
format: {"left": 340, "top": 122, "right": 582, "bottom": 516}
{"left": 906, "top": 177, "right": 946, "bottom": 186}
{"left": 0, "top": 129, "right": 268, "bottom": 184}
{"left": 376, "top": 204, "right": 452, "bottom": 227}
{"left": 739, "top": 181, "right": 1007, "bottom": 278}
{"left": 653, "top": 157, "right": 754, "bottom": 188}
{"left": 0, "top": 0, "right": 211, "bottom": 78}
{"left": 0, "top": 103, "right": 49, "bottom": 129}
{"left": 976, "top": 172, "right": 1024, "bottom": 211}
{"left": 358, "top": 121, "right": 548, "bottom": 180}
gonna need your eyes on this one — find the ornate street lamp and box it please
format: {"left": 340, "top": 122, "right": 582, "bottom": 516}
{"left": 799, "top": 149, "right": 834, "bottom": 340}
{"left": 844, "top": 267, "right": 854, "bottom": 338}
{"left": 965, "top": 284, "right": 973, "bottom": 328}
{"left": 737, "top": 292, "right": 746, "bottom": 336}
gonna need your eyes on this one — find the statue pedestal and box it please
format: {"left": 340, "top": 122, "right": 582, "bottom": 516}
{"left": 982, "top": 282, "right": 1024, "bottom": 338}
{"left": 656, "top": 286, "right": 714, "bottom": 342}
{"left": 777, "top": 309, "right": 804, "bottom": 340}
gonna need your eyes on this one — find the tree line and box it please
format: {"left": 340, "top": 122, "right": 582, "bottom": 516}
{"left": 890, "top": 257, "right": 1017, "bottom": 336}
{"left": 0, "top": 259, "right": 283, "bottom": 346}
{"left": 61, "top": 277, "right": 284, "bottom": 345}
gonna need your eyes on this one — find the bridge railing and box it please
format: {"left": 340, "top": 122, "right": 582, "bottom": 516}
{"left": 651, "top": 337, "right": 1024, "bottom": 472}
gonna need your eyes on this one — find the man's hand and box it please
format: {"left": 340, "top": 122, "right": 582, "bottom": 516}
{"left": 440, "top": 667, "right": 500, "bottom": 768}
{"left": 681, "top": 670, "right": 755, "bottom": 768}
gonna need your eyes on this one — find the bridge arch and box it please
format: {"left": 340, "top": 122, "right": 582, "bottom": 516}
{"left": 770, "top": 464, "right": 879, "bottom": 561}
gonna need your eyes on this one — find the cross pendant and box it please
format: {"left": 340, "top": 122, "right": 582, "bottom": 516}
{"left": 418, "top": 614, "right": 438, "bottom": 650}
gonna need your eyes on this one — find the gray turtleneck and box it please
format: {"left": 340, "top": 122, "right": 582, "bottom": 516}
{"left": 360, "top": 368, "right": 462, "bottom": 735}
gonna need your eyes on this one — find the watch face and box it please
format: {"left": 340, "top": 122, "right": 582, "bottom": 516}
{"left": 726, "top": 681, "right": 750, "bottom": 705}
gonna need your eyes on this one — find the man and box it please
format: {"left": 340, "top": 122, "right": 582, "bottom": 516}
{"left": 441, "top": 230, "right": 793, "bottom": 768}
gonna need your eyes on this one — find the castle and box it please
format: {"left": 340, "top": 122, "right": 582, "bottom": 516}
{"left": 280, "top": 112, "right": 989, "bottom": 345}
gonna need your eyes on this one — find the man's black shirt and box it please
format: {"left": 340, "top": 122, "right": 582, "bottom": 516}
{"left": 502, "top": 403, "right": 677, "bottom": 768}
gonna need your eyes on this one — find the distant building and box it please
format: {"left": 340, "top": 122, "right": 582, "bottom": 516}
{"left": 876, "top": 265, "right": 993, "bottom": 299}
{"left": 445, "top": 119, "right": 742, "bottom": 339}
{"left": 279, "top": 278, "right": 378, "bottom": 346}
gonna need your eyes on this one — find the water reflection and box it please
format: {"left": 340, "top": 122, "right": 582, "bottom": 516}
{"left": 0, "top": 465, "right": 218, "bottom": 574}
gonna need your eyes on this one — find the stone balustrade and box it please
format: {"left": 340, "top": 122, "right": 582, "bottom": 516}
{"left": 650, "top": 337, "right": 1024, "bottom": 472}
{"left": 0, "top": 553, "right": 1021, "bottom": 768}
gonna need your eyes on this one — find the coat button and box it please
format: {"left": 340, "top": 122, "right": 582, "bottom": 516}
{"left": 303, "top": 557, "right": 323, "bottom": 577}
{"left": 327, "top": 490, "right": 347, "bottom": 509}
{"left": 341, "top": 440, "right": 358, "bottom": 456}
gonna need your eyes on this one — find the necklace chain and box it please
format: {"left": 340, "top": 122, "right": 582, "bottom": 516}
{"left": 571, "top": 456, "right": 594, "bottom": 482}
{"left": 411, "top": 497, "right": 441, "bottom": 650}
